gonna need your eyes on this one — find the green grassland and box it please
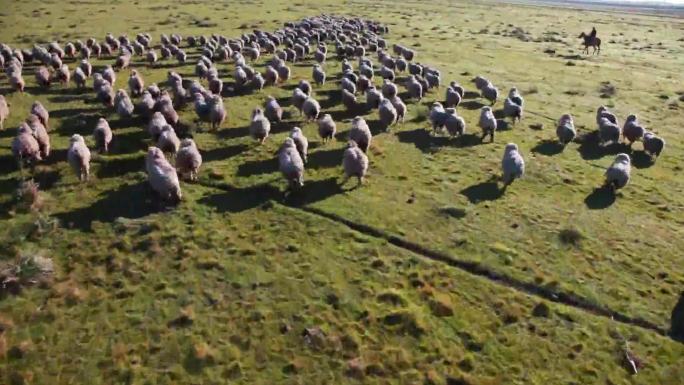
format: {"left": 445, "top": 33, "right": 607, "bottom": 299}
{"left": 1, "top": 0, "right": 683, "bottom": 384}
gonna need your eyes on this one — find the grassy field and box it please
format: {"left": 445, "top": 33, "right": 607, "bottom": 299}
{"left": 1, "top": 0, "right": 684, "bottom": 384}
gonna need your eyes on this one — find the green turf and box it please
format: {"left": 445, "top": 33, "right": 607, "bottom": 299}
{"left": 1, "top": 0, "right": 683, "bottom": 384}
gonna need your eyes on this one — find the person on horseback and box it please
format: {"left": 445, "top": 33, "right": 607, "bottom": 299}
{"left": 590, "top": 27, "right": 597, "bottom": 38}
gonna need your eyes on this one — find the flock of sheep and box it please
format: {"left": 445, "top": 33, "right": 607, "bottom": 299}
{"left": 0, "top": 14, "right": 666, "bottom": 205}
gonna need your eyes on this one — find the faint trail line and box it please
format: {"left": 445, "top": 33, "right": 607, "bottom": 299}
{"left": 195, "top": 162, "right": 673, "bottom": 341}
{"left": 283, "top": 204, "right": 673, "bottom": 340}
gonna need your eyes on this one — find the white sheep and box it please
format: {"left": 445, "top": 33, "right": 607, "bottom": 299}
{"left": 378, "top": 98, "right": 397, "bottom": 131}
{"left": 146, "top": 146, "right": 182, "bottom": 204}
{"left": 556, "top": 114, "right": 576, "bottom": 145}
{"left": 13, "top": 124, "right": 42, "bottom": 165}
{"left": 478, "top": 106, "right": 497, "bottom": 142}
{"left": 366, "top": 86, "right": 384, "bottom": 109}
{"left": 503, "top": 97, "right": 523, "bottom": 123}
{"left": 317, "top": 114, "right": 336, "bottom": 142}
{"left": 35, "top": 66, "right": 51, "bottom": 88}
{"left": 279, "top": 138, "right": 305, "bottom": 189}
{"left": 157, "top": 125, "right": 180, "bottom": 154}
{"left": 342, "top": 140, "right": 369, "bottom": 186}
{"left": 596, "top": 106, "right": 618, "bottom": 127}
{"left": 444, "top": 109, "right": 466, "bottom": 138}
{"left": 250, "top": 108, "right": 271, "bottom": 143}
{"left": 93, "top": 117, "right": 112, "bottom": 153}
{"left": 302, "top": 97, "right": 320, "bottom": 121}
{"left": 292, "top": 87, "right": 307, "bottom": 115}
{"left": 481, "top": 82, "right": 499, "bottom": 105}
{"left": 501, "top": 143, "right": 525, "bottom": 186}
{"left": 290, "top": 127, "right": 309, "bottom": 163}
{"left": 0, "top": 95, "right": 9, "bottom": 130}
{"left": 349, "top": 116, "right": 372, "bottom": 153}
{"left": 604, "top": 153, "right": 631, "bottom": 190}
{"left": 508, "top": 87, "right": 524, "bottom": 107}
{"left": 312, "top": 64, "right": 326, "bottom": 86}
{"left": 128, "top": 70, "right": 144, "bottom": 96}
{"left": 67, "top": 134, "right": 91, "bottom": 182}
{"left": 598, "top": 117, "right": 621, "bottom": 146}
{"left": 429, "top": 102, "right": 448, "bottom": 132}
{"left": 405, "top": 75, "right": 423, "bottom": 100}
{"left": 31, "top": 102, "right": 50, "bottom": 130}
{"left": 381, "top": 79, "right": 398, "bottom": 99}
{"left": 26, "top": 115, "right": 50, "bottom": 159}
{"left": 148, "top": 112, "right": 168, "bottom": 140}
{"left": 208, "top": 95, "right": 226, "bottom": 130}
{"left": 390, "top": 96, "right": 407, "bottom": 124}
{"left": 176, "top": 138, "right": 202, "bottom": 181}
{"left": 115, "top": 89, "right": 135, "bottom": 118}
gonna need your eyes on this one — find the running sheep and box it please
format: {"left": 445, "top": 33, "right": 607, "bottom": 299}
{"left": 0, "top": 95, "right": 9, "bottom": 130}
{"left": 93, "top": 117, "right": 112, "bottom": 153}
{"left": 604, "top": 153, "right": 631, "bottom": 191}
{"left": 478, "top": 106, "right": 497, "bottom": 142}
{"left": 642, "top": 131, "right": 665, "bottom": 160}
{"left": 115, "top": 89, "right": 135, "bottom": 118}
{"left": 176, "top": 138, "right": 202, "bottom": 181}
{"left": 501, "top": 143, "right": 525, "bottom": 186}
{"left": 503, "top": 97, "right": 523, "bottom": 123}
{"left": 26, "top": 115, "right": 50, "bottom": 159}
{"left": 349, "top": 116, "right": 372, "bottom": 153}
{"left": 378, "top": 98, "right": 397, "bottom": 131}
{"left": 208, "top": 95, "right": 226, "bottom": 129}
{"left": 317, "top": 114, "right": 337, "bottom": 142}
{"left": 128, "top": 70, "right": 144, "bottom": 97}
{"left": 623, "top": 114, "right": 645, "bottom": 145}
{"left": 444, "top": 109, "right": 466, "bottom": 138}
{"left": 250, "top": 108, "right": 271, "bottom": 143}
{"left": 290, "top": 126, "right": 309, "bottom": 163}
{"left": 342, "top": 140, "right": 369, "bottom": 187}
{"left": 67, "top": 134, "right": 91, "bottom": 182}
{"left": 264, "top": 96, "right": 283, "bottom": 123}
{"left": 13, "top": 124, "right": 42, "bottom": 166}
{"left": 157, "top": 125, "right": 180, "bottom": 154}
{"left": 556, "top": 114, "right": 576, "bottom": 145}
{"left": 31, "top": 102, "right": 49, "bottom": 130}
{"left": 302, "top": 97, "right": 320, "bottom": 121}
{"left": 312, "top": 64, "right": 326, "bottom": 86}
{"left": 146, "top": 146, "right": 182, "bottom": 204}
{"left": 279, "top": 138, "right": 305, "bottom": 189}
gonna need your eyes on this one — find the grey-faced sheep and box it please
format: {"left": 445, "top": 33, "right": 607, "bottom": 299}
{"left": 356, "top": 75, "right": 371, "bottom": 94}
{"left": 26, "top": 114, "right": 50, "bottom": 159}
{"left": 596, "top": 106, "right": 618, "bottom": 127}
{"left": 93, "top": 117, "right": 113, "bottom": 153}
{"left": 478, "top": 106, "right": 497, "bottom": 142}
{"left": 299, "top": 79, "right": 312, "bottom": 96}
{"left": 604, "top": 153, "right": 631, "bottom": 191}
{"left": 508, "top": 87, "right": 524, "bottom": 107}
{"left": 35, "top": 66, "right": 51, "bottom": 88}
{"left": 598, "top": 117, "right": 621, "bottom": 146}
{"left": 317, "top": 114, "right": 336, "bottom": 142}
{"left": 146, "top": 146, "right": 182, "bottom": 204}
{"left": 623, "top": 114, "right": 645, "bottom": 145}
{"left": 10, "top": 73, "right": 25, "bottom": 93}
{"left": 503, "top": 97, "right": 523, "bottom": 123}
{"left": 472, "top": 75, "right": 490, "bottom": 90}
{"left": 380, "top": 66, "right": 395, "bottom": 81}
{"left": 349, "top": 116, "right": 372, "bottom": 153}
{"left": 342, "top": 140, "right": 369, "bottom": 187}
{"left": 67, "top": 134, "right": 91, "bottom": 182}
{"left": 481, "top": 82, "right": 499, "bottom": 105}
{"left": 342, "top": 88, "right": 358, "bottom": 111}
{"left": 31, "top": 102, "right": 49, "bottom": 130}
{"left": 176, "top": 138, "right": 202, "bottom": 181}
{"left": 0, "top": 95, "right": 9, "bottom": 130}
{"left": 279, "top": 138, "right": 305, "bottom": 189}
{"left": 55, "top": 64, "right": 70, "bottom": 85}
{"left": 147, "top": 50, "right": 157, "bottom": 66}
{"left": 208, "top": 95, "right": 226, "bottom": 129}
{"left": 250, "top": 108, "right": 271, "bottom": 143}
{"left": 157, "top": 125, "right": 180, "bottom": 154}
{"left": 290, "top": 126, "right": 309, "bottom": 163}
{"left": 13, "top": 124, "right": 42, "bottom": 166}
{"left": 302, "top": 97, "right": 320, "bottom": 121}
{"left": 115, "top": 53, "right": 131, "bottom": 70}
{"left": 137, "top": 90, "right": 156, "bottom": 118}
{"left": 642, "top": 131, "right": 665, "bottom": 160}
{"left": 234, "top": 66, "right": 248, "bottom": 88}
{"left": 251, "top": 72, "right": 265, "bottom": 91}
{"left": 264, "top": 96, "right": 283, "bottom": 123}
{"left": 128, "top": 70, "right": 144, "bottom": 97}
{"left": 341, "top": 77, "right": 356, "bottom": 95}
{"left": 378, "top": 98, "right": 397, "bottom": 131}
{"left": 501, "top": 143, "right": 525, "bottom": 186}
{"left": 157, "top": 97, "right": 179, "bottom": 127}
{"left": 556, "top": 114, "right": 576, "bottom": 145}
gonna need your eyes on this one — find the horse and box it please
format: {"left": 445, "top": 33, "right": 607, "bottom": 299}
{"left": 579, "top": 32, "right": 601, "bottom": 55}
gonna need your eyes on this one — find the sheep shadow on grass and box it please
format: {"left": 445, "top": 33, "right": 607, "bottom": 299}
{"left": 576, "top": 131, "right": 630, "bottom": 160}
{"left": 236, "top": 156, "right": 279, "bottom": 177}
{"left": 463, "top": 91, "right": 480, "bottom": 99}
{"left": 460, "top": 177, "right": 504, "bottom": 204}
{"left": 199, "top": 183, "right": 280, "bottom": 213}
{"left": 202, "top": 144, "right": 249, "bottom": 163}
{"left": 33, "top": 169, "right": 61, "bottom": 190}
{"left": 584, "top": 186, "right": 616, "bottom": 209}
{"left": 671, "top": 291, "right": 684, "bottom": 342}
{"left": 460, "top": 100, "right": 486, "bottom": 110}
{"left": 95, "top": 154, "right": 145, "bottom": 179}
{"left": 54, "top": 181, "right": 159, "bottom": 232}
{"left": 217, "top": 125, "right": 250, "bottom": 140}
{"left": 283, "top": 177, "right": 344, "bottom": 207}
{"left": 630, "top": 150, "right": 656, "bottom": 169}
{"left": 306, "top": 147, "right": 346, "bottom": 170}
{"left": 396, "top": 129, "right": 481, "bottom": 153}
{"left": 531, "top": 139, "right": 565, "bottom": 156}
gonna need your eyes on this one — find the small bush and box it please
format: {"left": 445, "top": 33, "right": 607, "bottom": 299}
{"left": 15, "top": 180, "right": 42, "bottom": 212}
{"left": 559, "top": 228, "right": 583, "bottom": 246}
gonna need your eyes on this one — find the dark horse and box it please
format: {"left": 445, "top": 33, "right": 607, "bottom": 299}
{"left": 579, "top": 30, "right": 601, "bottom": 55}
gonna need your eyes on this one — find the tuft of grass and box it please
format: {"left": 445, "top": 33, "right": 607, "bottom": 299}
{"left": 559, "top": 227, "right": 583, "bottom": 246}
